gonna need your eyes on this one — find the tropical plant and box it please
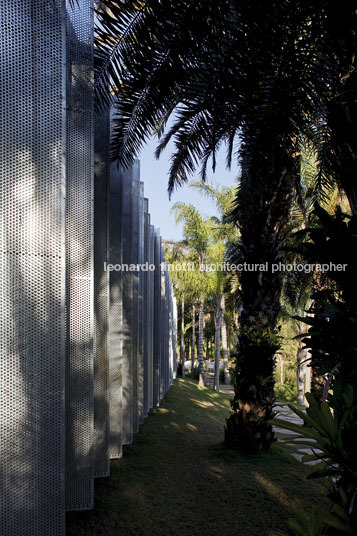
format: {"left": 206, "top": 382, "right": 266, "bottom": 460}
{"left": 272, "top": 207, "right": 357, "bottom": 534}
{"left": 191, "top": 180, "right": 237, "bottom": 385}
{"left": 171, "top": 203, "right": 215, "bottom": 386}
{"left": 164, "top": 240, "right": 195, "bottom": 377}
{"left": 94, "top": 0, "right": 356, "bottom": 451}
{"left": 271, "top": 389, "right": 357, "bottom": 535}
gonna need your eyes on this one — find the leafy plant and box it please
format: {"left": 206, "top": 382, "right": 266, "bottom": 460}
{"left": 271, "top": 388, "right": 357, "bottom": 534}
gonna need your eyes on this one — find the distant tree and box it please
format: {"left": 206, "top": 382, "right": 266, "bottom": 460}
{"left": 171, "top": 203, "right": 214, "bottom": 387}
{"left": 190, "top": 180, "right": 237, "bottom": 385}
{"left": 94, "top": 0, "right": 356, "bottom": 451}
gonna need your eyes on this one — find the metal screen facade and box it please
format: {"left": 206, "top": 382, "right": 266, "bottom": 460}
{"left": 0, "top": 1, "right": 66, "bottom": 534}
{"left": 108, "top": 159, "right": 123, "bottom": 459}
{"left": 131, "top": 173, "right": 140, "bottom": 434}
{"left": 65, "top": 0, "right": 94, "bottom": 511}
{"left": 138, "top": 183, "right": 145, "bottom": 425}
{"left": 1, "top": 2, "right": 177, "bottom": 533}
{"left": 93, "top": 111, "right": 110, "bottom": 477}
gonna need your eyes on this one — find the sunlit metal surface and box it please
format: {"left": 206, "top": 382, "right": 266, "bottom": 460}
{"left": 0, "top": 1, "right": 66, "bottom": 534}
{"left": 0, "top": 0, "right": 177, "bottom": 531}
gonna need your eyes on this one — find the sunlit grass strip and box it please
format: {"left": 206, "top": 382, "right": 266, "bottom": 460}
{"left": 67, "top": 378, "right": 327, "bottom": 536}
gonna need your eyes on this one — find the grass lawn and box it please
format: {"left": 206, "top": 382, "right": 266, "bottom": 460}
{"left": 67, "top": 378, "right": 326, "bottom": 536}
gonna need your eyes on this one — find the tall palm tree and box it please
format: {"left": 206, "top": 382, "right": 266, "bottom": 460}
{"left": 164, "top": 240, "right": 194, "bottom": 377}
{"left": 190, "top": 180, "right": 237, "bottom": 385}
{"left": 171, "top": 203, "right": 214, "bottom": 386}
{"left": 94, "top": 0, "right": 354, "bottom": 450}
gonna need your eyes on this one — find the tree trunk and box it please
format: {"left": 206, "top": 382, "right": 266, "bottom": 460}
{"left": 225, "top": 140, "right": 299, "bottom": 452}
{"left": 279, "top": 356, "right": 284, "bottom": 386}
{"left": 221, "top": 295, "right": 230, "bottom": 384}
{"left": 191, "top": 304, "right": 196, "bottom": 374}
{"left": 297, "top": 341, "right": 307, "bottom": 405}
{"left": 198, "top": 294, "right": 205, "bottom": 387}
{"left": 214, "top": 294, "right": 223, "bottom": 391}
{"left": 180, "top": 297, "right": 185, "bottom": 378}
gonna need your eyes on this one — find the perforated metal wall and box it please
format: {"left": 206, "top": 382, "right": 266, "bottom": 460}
{"left": 172, "top": 296, "right": 178, "bottom": 380}
{"left": 148, "top": 225, "right": 155, "bottom": 409}
{"left": 138, "top": 183, "right": 145, "bottom": 425}
{"left": 1, "top": 3, "right": 179, "bottom": 526}
{"left": 65, "top": 0, "right": 94, "bottom": 511}
{"left": 0, "top": 1, "right": 65, "bottom": 534}
{"left": 143, "top": 200, "right": 150, "bottom": 418}
{"left": 121, "top": 164, "right": 135, "bottom": 444}
{"left": 108, "top": 160, "right": 123, "bottom": 459}
{"left": 131, "top": 173, "right": 140, "bottom": 433}
{"left": 160, "top": 249, "right": 166, "bottom": 401}
{"left": 93, "top": 110, "right": 110, "bottom": 477}
{"left": 153, "top": 231, "right": 162, "bottom": 406}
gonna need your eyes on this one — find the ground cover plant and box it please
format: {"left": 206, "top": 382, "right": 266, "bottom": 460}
{"left": 67, "top": 378, "right": 327, "bottom": 536}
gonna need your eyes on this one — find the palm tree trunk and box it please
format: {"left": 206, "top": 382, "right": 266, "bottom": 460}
{"left": 225, "top": 142, "right": 299, "bottom": 452}
{"left": 221, "top": 295, "right": 230, "bottom": 384}
{"left": 185, "top": 342, "right": 190, "bottom": 362}
{"left": 180, "top": 297, "right": 185, "bottom": 378}
{"left": 214, "top": 294, "right": 223, "bottom": 391}
{"left": 191, "top": 304, "right": 196, "bottom": 374}
{"left": 198, "top": 294, "right": 205, "bottom": 387}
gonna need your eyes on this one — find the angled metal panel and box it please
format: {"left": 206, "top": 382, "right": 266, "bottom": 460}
{"left": 143, "top": 200, "right": 150, "bottom": 418}
{"left": 165, "top": 269, "right": 171, "bottom": 392}
{"left": 65, "top": 0, "right": 94, "bottom": 511}
{"left": 93, "top": 110, "right": 110, "bottom": 476}
{"left": 153, "top": 231, "right": 161, "bottom": 406}
{"left": 121, "top": 165, "right": 134, "bottom": 444}
{"left": 148, "top": 225, "right": 155, "bottom": 409}
{"left": 108, "top": 159, "right": 123, "bottom": 459}
{"left": 168, "top": 281, "right": 175, "bottom": 385}
{"left": 159, "top": 246, "right": 166, "bottom": 400}
{"left": 137, "top": 183, "right": 145, "bottom": 424}
{"left": 172, "top": 295, "right": 178, "bottom": 380}
{"left": 0, "top": 1, "right": 66, "bottom": 534}
{"left": 131, "top": 171, "right": 140, "bottom": 434}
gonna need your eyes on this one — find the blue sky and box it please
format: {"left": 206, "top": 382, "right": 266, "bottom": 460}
{"left": 138, "top": 136, "right": 240, "bottom": 242}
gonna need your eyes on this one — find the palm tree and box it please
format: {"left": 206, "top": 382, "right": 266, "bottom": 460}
{"left": 171, "top": 203, "right": 215, "bottom": 387}
{"left": 190, "top": 180, "right": 236, "bottom": 385}
{"left": 94, "top": 0, "right": 354, "bottom": 451}
{"left": 208, "top": 241, "right": 225, "bottom": 392}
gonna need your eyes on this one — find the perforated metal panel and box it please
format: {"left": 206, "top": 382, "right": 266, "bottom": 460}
{"left": 148, "top": 225, "right": 155, "bottom": 409}
{"left": 160, "top": 249, "right": 166, "bottom": 400}
{"left": 121, "top": 164, "right": 135, "bottom": 444}
{"left": 137, "top": 183, "right": 145, "bottom": 425}
{"left": 143, "top": 200, "right": 150, "bottom": 418}
{"left": 108, "top": 159, "right": 123, "bottom": 459}
{"left": 65, "top": 0, "right": 94, "bottom": 511}
{"left": 162, "top": 251, "right": 169, "bottom": 396}
{"left": 93, "top": 110, "right": 110, "bottom": 476}
{"left": 168, "top": 281, "right": 175, "bottom": 385}
{"left": 0, "top": 1, "right": 66, "bottom": 534}
{"left": 172, "top": 296, "right": 178, "bottom": 380}
{"left": 153, "top": 231, "right": 161, "bottom": 406}
{"left": 165, "top": 269, "right": 170, "bottom": 392}
{"left": 131, "top": 173, "right": 140, "bottom": 434}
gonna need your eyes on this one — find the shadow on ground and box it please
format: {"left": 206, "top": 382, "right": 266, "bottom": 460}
{"left": 67, "top": 378, "right": 326, "bottom": 536}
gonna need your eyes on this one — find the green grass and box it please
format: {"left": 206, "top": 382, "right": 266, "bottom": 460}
{"left": 67, "top": 378, "right": 326, "bottom": 536}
